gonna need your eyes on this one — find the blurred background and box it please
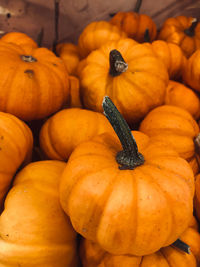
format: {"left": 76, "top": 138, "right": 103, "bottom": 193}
{"left": 0, "top": 0, "right": 200, "bottom": 47}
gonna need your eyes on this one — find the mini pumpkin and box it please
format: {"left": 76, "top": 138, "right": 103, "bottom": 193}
{"left": 56, "top": 42, "right": 80, "bottom": 75}
{"left": 158, "top": 16, "right": 200, "bottom": 58}
{"left": 0, "top": 32, "right": 38, "bottom": 53}
{"left": 78, "top": 21, "right": 127, "bottom": 58}
{"left": 164, "top": 80, "right": 200, "bottom": 119}
{"left": 0, "top": 41, "right": 69, "bottom": 121}
{"left": 0, "top": 160, "right": 78, "bottom": 266}
{"left": 146, "top": 40, "right": 187, "bottom": 80}
{"left": 139, "top": 105, "right": 199, "bottom": 161}
{"left": 80, "top": 38, "right": 169, "bottom": 124}
{"left": 59, "top": 97, "right": 194, "bottom": 256}
{"left": 182, "top": 49, "right": 200, "bottom": 92}
{"left": 39, "top": 108, "right": 115, "bottom": 161}
{"left": 110, "top": 11, "right": 157, "bottom": 43}
{"left": 80, "top": 218, "right": 200, "bottom": 267}
{"left": 68, "top": 76, "right": 83, "bottom": 108}
{"left": 0, "top": 112, "right": 33, "bottom": 209}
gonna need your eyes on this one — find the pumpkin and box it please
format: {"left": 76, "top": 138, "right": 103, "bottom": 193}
{"left": 182, "top": 49, "right": 200, "bottom": 92}
{"left": 0, "top": 160, "right": 78, "bottom": 266}
{"left": 188, "top": 155, "right": 200, "bottom": 176}
{"left": 68, "top": 76, "right": 83, "bottom": 108}
{"left": 78, "top": 21, "right": 127, "bottom": 58}
{"left": 0, "top": 111, "right": 33, "bottom": 209}
{"left": 146, "top": 40, "right": 187, "bottom": 79}
{"left": 0, "top": 41, "right": 69, "bottom": 121}
{"left": 0, "top": 32, "right": 38, "bottom": 53}
{"left": 59, "top": 97, "right": 194, "bottom": 256}
{"left": 80, "top": 218, "right": 200, "bottom": 267}
{"left": 39, "top": 107, "right": 115, "bottom": 161}
{"left": 80, "top": 38, "right": 169, "bottom": 125}
{"left": 164, "top": 80, "right": 200, "bottom": 119}
{"left": 139, "top": 105, "right": 199, "bottom": 161}
{"left": 56, "top": 42, "right": 80, "bottom": 75}
{"left": 110, "top": 12, "right": 157, "bottom": 43}
{"left": 158, "top": 16, "right": 200, "bottom": 58}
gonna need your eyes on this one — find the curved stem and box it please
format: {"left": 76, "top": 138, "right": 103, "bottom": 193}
{"left": 102, "top": 96, "right": 144, "bottom": 170}
{"left": 143, "top": 29, "right": 150, "bottom": 42}
{"left": 134, "top": 0, "right": 143, "bottom": 13}
{"left": 109, "top": 50, "right": 128, "bottom": 77}
{"left": 184, "top": 18, "right": 198, "bottom": 37}
{"left": 172, "top": 239, "right": 191, "bottom": 254}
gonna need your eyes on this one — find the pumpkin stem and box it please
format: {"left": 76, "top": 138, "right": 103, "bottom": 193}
{"left": 37, "top": 27, "right": 44, "bottom": 47}
{"left": 21, "top": 55, "right": 37, "bottom": 62}
{"left": 102, "top": 96, "right": 144, "bottom": 170}
{"left": 172, "top": 238, "right": 191, "bottom": 254}
{"left": 52, "top": 0, "right": 60, "bottom": 54}
{"left": 109, "top": 49, "right": 128, "bottom": 77}
{"left": 143, "top": 29, "right": 150, "bottom": 42}
{"left": 134, "top": 0, "right": 142, "bottom": 13}
{"left": 194, "top": 133, "right": 200, "bottom": 154}
{"left": 184, "top": 18, "right": 198, "bottom": 37}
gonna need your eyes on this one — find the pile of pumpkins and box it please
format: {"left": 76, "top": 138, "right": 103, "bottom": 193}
{"left": 0, "top": 3, "right": 200, "bottom": 266}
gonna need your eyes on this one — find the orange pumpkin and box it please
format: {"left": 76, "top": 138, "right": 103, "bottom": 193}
{"left": 146, "top": 40, "right": 187, "bottom": 79}
{"left": 78, "top": 21, "right": 127, "bottom": 58}
{"left": 139, "top": 105, "right": 199, "bottom": 161}
{"left": 194, "top": 173, "right": 200, "bottom": 222}
{"left": 56, "top": 43, "right": 80, "bottom": 75}
{"left": 80, "top": 219, "right": 200, "bottom": 267}
{"left": 0, "top": 160, "right": 78, "bottom": 266}
{"left": 0, "top": 112, "right": 33, "bottom": 208}
{"left": 110, "top": 11, "right": 157, "bottom": 43}
{"left": 39, "top": 108, "right": 115, "bottom": 161}
{"left": 0, "top": 41, "right": 69, "bottom": 121}
{"left": 158, "top": 16, "right": 200, "bottom": 58}
{"left": 182, "top": 49, "right": 200, "bottom": 92}
{"left": 60, "top": 97, "right": 194, "bottom": 256}
{"left": 68, "top": 76, "right": 82, "bottom": 108}
{"left": 164, "top": 80, "right": 200, "bottom": 119}
{"left": 80, "top": 38, "right": 169, "bottom": 124}
{"left": 0, "top": 32, "right": 38, "bottom": 53}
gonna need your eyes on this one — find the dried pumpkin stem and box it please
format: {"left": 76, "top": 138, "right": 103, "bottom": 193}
{"left": 172, "top": 238, "right": 191, "bottom": 254}
{"left": 102, "top": 96, "right": 144, "bottom": 170}
{"left": 184, "top": 18, "right": 198, "bottom": 37}
{"left": 134, "top": 0, "right": 143, "bottom": 13}
{"left": 53, "top": 0, "right": 60, "bottom": 54}
{"left": 194, "top": 133, "right": 200, "bottom": 154}
{"left": 143, "top": 29, "right": 150, "bottom": 42}
{"left": 109, "top": 50, "right": 128, "bottom": 77}
{"left": 21, "top": 55, "right": 37, "bottom": 62}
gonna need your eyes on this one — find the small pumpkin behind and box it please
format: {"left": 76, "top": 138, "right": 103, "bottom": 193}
{"left": 0, "top": 160, "right": 78, "bottom": 267}
{"left": 158, "top": 16, "right": 200, "bottom": 58}
{"left": 110, "top": 11, "right": 157, "bottom": 43}
{"left": 0, "top": 41, "right": 69, "bottom": 121}
{"left": 1, "top": 31, "right": 38, "bottom": 53}
{"left": 139, "top": 105, "right": 200, "bottom": 161}
{"left": 68, "top": 76, "right": 83, "bottom": 108}
{"left": 164, "top": 80, "right": 200, "bottom": 119}
{"left": 0, "top": 112, "right": 33, "bottom": 208}
{"left": 78, "top": 21, "right": 127, "bottom": 58}
{"left": 39, "top": 108, "right": 115, "bottom": 161}
{"left": 80, "top": 218, "right": 200, "bottom": 267}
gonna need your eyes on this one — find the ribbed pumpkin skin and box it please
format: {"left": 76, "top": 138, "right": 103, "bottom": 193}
{"left": 1, "top": 32, "right": 38, "bottom": 53}
{"left": 60, "top": 131, "right": 194, "bottom": 256}
{"left": 148, "top": 40, "right": 187, "bottom": 79}
{"left": 158, "top": 16, "right": 200, "bottom": 58}
{"left": 110, "top": 12, "right": 157, "bottom": 43}
{"left": 39, "top": 108, "right": 115, "bottom": 161}
{"left": 80, "top": 222, "right": 199, "bottom": 267}
{"left": 139, "top": 105, "right": 199, "bottom": 161}
{"left": 0, "top": 41, "right": 69, "bottom": 121}
{"left": 78, "top": 21, "right": 127, "bottom": 58}
{"left": 0, "top": 161, "right": 78, "bottom": 267}
{"left": 0, "top": 112, "right": 33, "bottom": 208}
{"left": 182, "top": 50, "right": 200, "bottom": 92}
{"left": 164, "top": 81, "right": 200, "bottom": 119}
{"left": 80, "top": 38, "right": 169, "bottom": 124}
{"left": 68, "top": 76, "right": 82, "bottom": 108}
{"left": 56, "top": 43, "right": 80, "bottom": 75}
